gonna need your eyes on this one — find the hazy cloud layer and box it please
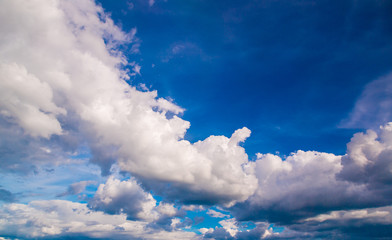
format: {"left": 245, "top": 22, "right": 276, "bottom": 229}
{"left": 341, "top": 74, "right": 392, "bottom": 129}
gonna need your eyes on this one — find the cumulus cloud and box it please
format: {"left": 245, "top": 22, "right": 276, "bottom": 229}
{"left": 234, "top": 123, "right": 391, "bottom": 220}
{"left": 0, "top": 200, "right": 197, "bottom": 240}
{"left": 88, "top": 177, "right": 196, "bottom": 231}
{"left": 202, "top": 221, "right": 276, "bottom": 240}
{"left": 0, "top": 63, "right": 65, "bottom": 138}
{"left": 231, "top": 150, "right": 361, "bottom": 224}
{"left": 1, "top": 0, "right": 392, "bottom": 239}
{"left": 127, "top": 127, "right": 257, "bottom": 205}
{"left": 89, "top": 177, "right": 158, "bottom": 221}
{"left": 230, "top": 123, "right": 392, "bottom": 237}
{"left": 339, "top": 123, "right": 392, "bottom": 197}
{"left": 0, "top": 0, "right": 256, "bottom": 206}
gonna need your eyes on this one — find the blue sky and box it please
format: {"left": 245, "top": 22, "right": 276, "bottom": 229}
{"left": 98, "top": 0, "right": 392, "bottom": 156}
{"left": 0, "top": 0, "right": 392, "bottom": 239}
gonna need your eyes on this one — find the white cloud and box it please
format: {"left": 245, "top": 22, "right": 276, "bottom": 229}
{"left": 89, "top": 176, "right": 158, "bottom": 221}
{"left": 304, "top": 206, "right": 392, "bottom": 224}
{"left": 1, "top": 1, "right": 391, "bottom": 238}
{"left": 249, "top": 150, "right": 353, "bottom": 212}
{"left": 0, "top": 200, "right": 197, "bottom": 239}
{"left": 338, "top": 122, "right": 392, "bottom": 195}
{"left": 231, "top": 122, "right": 392, "bottom": 227}
{"left": 207, "top": 209, "right": 230, "bottom": 218}
{"left": 0, "top": 63, "right": 65, "bottom": 138}
{"left": 88, "top": 176, "right": 196, "bottom": 232}
{"left": 0, "top": 0, "right": 256, "bottom": 205}
{"left": 219, "top": 218, "right": 238, "bottom": 237}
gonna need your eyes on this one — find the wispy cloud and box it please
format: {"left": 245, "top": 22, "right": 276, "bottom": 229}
{"left": 57, "top": 181, "right": 96, "bottom": 197}
{"left": 341, "top": 73, "right": 392, "bottom": 129}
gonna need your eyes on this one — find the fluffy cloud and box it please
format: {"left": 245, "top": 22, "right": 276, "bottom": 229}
{"left": 232, "top": 150, "right": 361, "bottom": 224}
{"left": 89, "top": 177, "right": 158, "bottom": 221}
{"left": 230, "top": 123, "right": 392, "bottom": 237}
{"left": 202, "top": 221, "right": 276, "bottom": 240}
{"left": 88, "top": 176, "right": 197, "bottom": 232}
{"left": 0, "top": 63, "right": 65, "bottom": 138}
{"left": 0, "top": 0, "right": 256, "bottom": 206}
{"left": 339, "top": 123, "right": 392, "bottom": 198}
{"left": 1, "top": 0, "right": 392, "bottom": 239}
{"left": 0, "top": 200, "right": 197, "bottom": 240}
{"left": 126, "top": 127, "right": 257, "bottom": 205}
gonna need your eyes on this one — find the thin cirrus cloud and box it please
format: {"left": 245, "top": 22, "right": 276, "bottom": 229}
{"left": 340, "top": 73, "right": 392, "bottom": 129}
{"left": 0, "top": 0, "right": 391, "bottom": 239}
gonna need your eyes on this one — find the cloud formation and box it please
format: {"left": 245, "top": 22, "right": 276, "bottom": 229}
{"left": 89, "top": 177, "right": 158, "bottom": 221}
{"left": 0, "top": 0, "right": 256, "bottom": 206}
{"left": 0, "top": 200, "right": 197, "bottom": 240}
{"left": 228, "top": 123, "right": 392, "bottom": 238}
{"left": 0, "top": 0, "right": 391, "bottom": 239}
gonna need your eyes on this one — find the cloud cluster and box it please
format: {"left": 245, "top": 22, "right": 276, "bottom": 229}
{"left": 89, "top": 177, "right": 158, "bottom": 221}
{"left": 0, "top": 200, "right": 197, "bottom": 240}
{"left": 0, "top": 0, "right": 256, "bottom": 206}
{"left": 228, "top": 123, "right": 392, "bottom": 237}
{"left": 88, "top": 176, "right": 206, "bottom": 232}
{"left": 0, "top": 0, "right": 391, "bottom": 239}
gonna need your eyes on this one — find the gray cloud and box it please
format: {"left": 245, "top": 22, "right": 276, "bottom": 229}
{"left": 229, "top": 123, "right": 392, "bottom": 238}
{"left": 88, "top": 177, "right": 158, "bottom": 221}
{"left": 57, "top": 180, "right": 96, "bottom": 197}
{"left": 286, "top": 206, "right": 392, "bottom": 239}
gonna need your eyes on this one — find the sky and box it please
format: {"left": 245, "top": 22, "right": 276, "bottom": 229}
{"left": 0, "top": 0, "right": 391, "bottom": 239}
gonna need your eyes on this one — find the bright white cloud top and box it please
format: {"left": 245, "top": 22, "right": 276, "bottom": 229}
{"left": 0, "top": 0, "right": 391, "bottom": 239}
